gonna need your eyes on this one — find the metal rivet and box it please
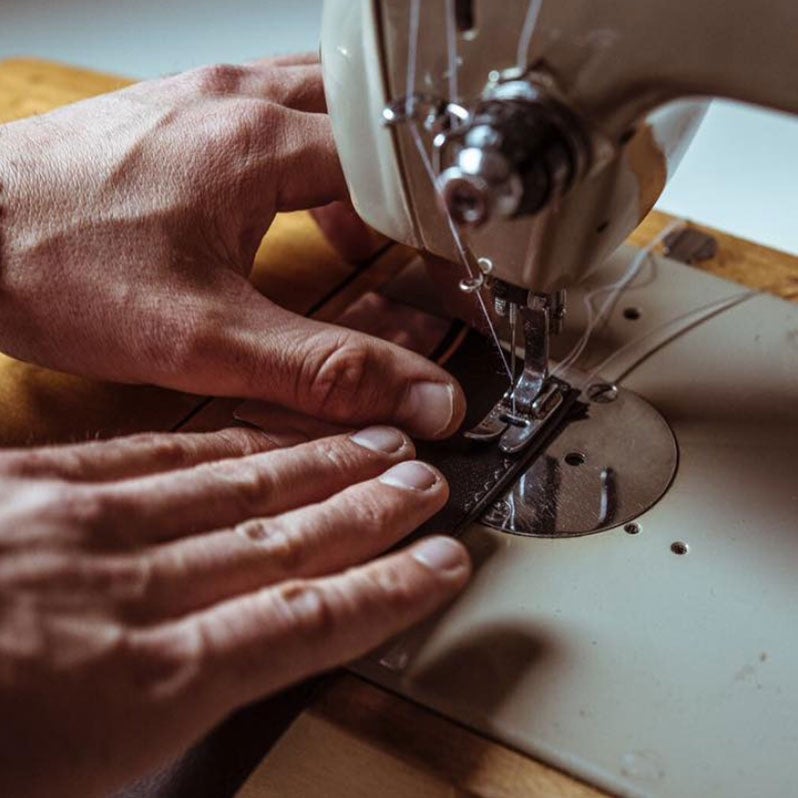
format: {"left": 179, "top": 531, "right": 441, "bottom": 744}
{"left": 587, "top": 383, "right": 618, "bottom": 403}
{"left": 565, "top": 451, "right": 586, "bottom": 467}
{"left": 624, "top": 522, "right": 640, "bottom": 535}
{"left": 671, "top": 541, "right": 689, "bottom": 555}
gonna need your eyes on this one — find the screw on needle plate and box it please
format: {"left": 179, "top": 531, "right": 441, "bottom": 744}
{"left": 587, "top": 383, "right": 618, "bottom": 403}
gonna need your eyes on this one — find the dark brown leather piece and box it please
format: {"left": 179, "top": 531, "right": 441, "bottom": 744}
{"left": 417, "top": 330, "right": 582, "bottom": 537}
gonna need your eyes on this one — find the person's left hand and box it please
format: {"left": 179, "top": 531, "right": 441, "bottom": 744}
{"left": 0, "top": 55, "right": 465, "bottom": 440}
{"left": 0, "top": 425, "right": 470, "bottom": 797}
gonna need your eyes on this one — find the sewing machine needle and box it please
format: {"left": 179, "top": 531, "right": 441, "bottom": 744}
{"left": 509, "top": 303, "right": 518, "bottom": 412}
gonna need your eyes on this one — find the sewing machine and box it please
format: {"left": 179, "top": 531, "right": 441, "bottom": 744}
{"left": 319, "top": 2, "right": 798, "bottom": 796}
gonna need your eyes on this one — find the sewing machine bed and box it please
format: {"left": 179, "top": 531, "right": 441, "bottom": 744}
{"left": 352, "top": 245, "right": 798, "bottom": 798}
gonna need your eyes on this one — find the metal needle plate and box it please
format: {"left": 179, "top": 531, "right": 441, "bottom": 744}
{"left": 481, "top": 384, "right": 678, "bottom": 537}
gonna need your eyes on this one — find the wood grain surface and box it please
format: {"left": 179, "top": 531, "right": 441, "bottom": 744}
{"left": 239, "top": 675, "right": 606, "bottom": 798}
{"left": 1, "top": 58, "right": 797, "bottom": 798}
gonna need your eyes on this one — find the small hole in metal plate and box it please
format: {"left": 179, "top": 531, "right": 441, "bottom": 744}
{"left": 671, "top": 541, "right": 689, "bottom": 555}
{"left": 623, "top": 307, "right": 642, "bottom": 321}
{"left": 565, "top": 451, "right": 586, "bottom": 467}
{"left": 624, "top": 522, "right": 640, "bottom": 535}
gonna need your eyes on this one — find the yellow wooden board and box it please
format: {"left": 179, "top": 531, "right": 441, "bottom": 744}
{"left": 239, "top": 676, "right": 606, "bottom": 798}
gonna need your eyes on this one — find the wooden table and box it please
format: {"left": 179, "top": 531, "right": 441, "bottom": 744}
{"left": 1, "top": 59, "right": 797, "bottom": 798}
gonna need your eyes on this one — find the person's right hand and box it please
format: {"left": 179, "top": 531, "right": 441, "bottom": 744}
{"left": 0, "top": 424, "right": 470, "bottom": 798}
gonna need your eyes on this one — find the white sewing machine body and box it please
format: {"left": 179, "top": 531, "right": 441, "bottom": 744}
{"left": 322, "top": 0, "right": 796, "bottom": 292}
{"left": 320, "top": 2, "right": 798, "bottom": 796}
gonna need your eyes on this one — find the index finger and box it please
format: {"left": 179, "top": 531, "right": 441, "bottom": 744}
{"left": 244, "top": 63, "right": 326, "bottom": 113}
{"left": 272, "top": 109, "right": 348, "bottom": 210}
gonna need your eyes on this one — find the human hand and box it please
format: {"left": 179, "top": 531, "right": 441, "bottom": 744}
{"left": 0, "top": 425, "right": 469, "bottom": 797}
{"left": 0, "top": 55, "right": 464, "bottom": 439}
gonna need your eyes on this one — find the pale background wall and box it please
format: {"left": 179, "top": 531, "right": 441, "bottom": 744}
{"left": 1, "top": 0, "right": 796, "bottom": 254}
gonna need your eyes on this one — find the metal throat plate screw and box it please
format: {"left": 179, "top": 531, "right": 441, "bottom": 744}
{"left": 587, "top": 383, "right": 619, "bottom": 403}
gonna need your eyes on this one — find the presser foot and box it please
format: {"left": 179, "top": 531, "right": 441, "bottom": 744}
{"left": 465, "top": 376, "right": 571, "bottom": 455}
{"left": 466, "top": 285, "right": 569, "bottom": 455}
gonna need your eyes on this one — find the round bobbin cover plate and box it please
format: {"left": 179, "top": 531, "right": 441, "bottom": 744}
{"left": 481, "top": 385, "right": 678, "bottom": 537}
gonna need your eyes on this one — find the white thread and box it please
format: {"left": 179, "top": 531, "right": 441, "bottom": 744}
{"left": 517, "top": 0, "right": 544, "bottom": 69}
{"left": 444, "top": 0, "right": 459, "bottom": 102}
{"left": 577, "top": 290, "right": 753, "bottom": 390}
{"left": 551, "top": 219, "right": 687, "bottom": 379}
{"left": 519, "top": 201, "right": 556, "bottom": 285}
{"left": 405, "top": 2, "right": 513, "bottom": 383}
{"left": 406, "top": 0, "right": 422, "bottom": 117}
{"left": 408, "top": 124, "right": 514, "bottom": 382}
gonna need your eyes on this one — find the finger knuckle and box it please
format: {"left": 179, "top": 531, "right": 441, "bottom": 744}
{"left": 353, "top": 492, "right": 394, "bottom": 530}
{"left": 123, "top": 623, "right": 208, "bottom": 700}
{"left": 297, "top": 333, "right": 379, "bottom": 415}
{"left": 127, "top": 432, "right": 194, "bottom": 470}
{"left": 243, "top": 96, "right": 283, "bottom": 130}
{"left": 361, "top": 562, "right": 419, "bottom": 612}
{"left": 236, "top": 517, "right": 273, "bottom": 545}
{"left": 131, "top": 428, "right": 269, "bottom": 471}
{"left": 237, "top": 518, "right": 307, "bottom": 574}
{"left": 192, "top": 63, "right": 248, "bottom": 95}
{"left": 0, "top": 450, "right": 45, "bottom": 478}
{"left": 56, "top": 484, "right": 107, "bottom": 529}
{"left": 0, "top": 480, "right": 85, "bottom": 549}
{"left": 229, "top": 461, "right": 275, "bottom": 516}
{"left": 62, "top": 487, "right": 130, "bottom": 548}
{"left": 106, "top": 554, "right": 157, "bottom": 613}
{"left": 277, "top": 581, "right": 336, "bottom": 639}
{"left": 314, "top": 438, "right": 353, "bottom": 472}
{"left": 215, "top": 427, "right": 273, "bottom": 458}
{"left": 0, "top": 448, "right": 87, "bottom": 481}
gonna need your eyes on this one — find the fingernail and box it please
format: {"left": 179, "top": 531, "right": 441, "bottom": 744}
{"left": 379, "top": 461, "right": 439, "bottom": 491}
{"left": 413, "top": 537, "right": 467, "bottom": 572}
{"left": 405, "top": 382, "right": 455, "bottom": 438}
{"left": 350, "top": 426, "right": 406, "bottom": 455}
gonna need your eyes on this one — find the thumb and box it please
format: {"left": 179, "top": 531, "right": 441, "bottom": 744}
{"left": 173, "top": 286, "right": 466, "bottom": 440}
